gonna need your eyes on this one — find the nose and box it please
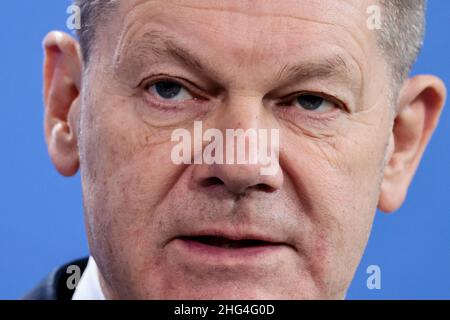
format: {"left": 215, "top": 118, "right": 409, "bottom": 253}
{"left": 194, "top": 160, "right": 283, "bottom": 195}
{"left": 192, "top": 97, "right": 283, "bottom": 195}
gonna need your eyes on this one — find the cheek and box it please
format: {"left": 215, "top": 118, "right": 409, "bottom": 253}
{"left": 79, "top": 102, "right": 185, "bottom": 288}
{"left": 281, "top": 121, "right": 389, "bottom": 288}
{"left": 80, "top": 97, "right": 181, "bottom": 211}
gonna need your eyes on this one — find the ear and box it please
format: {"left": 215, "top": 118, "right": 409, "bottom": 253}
{"left": 378, "top": 75, "right": 447, "bottom": 213}
{"left": 43, "top": 31, "right": 82, "bottom": 177}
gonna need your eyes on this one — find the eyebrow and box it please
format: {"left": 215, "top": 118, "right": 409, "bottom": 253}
{"left": 114, "top": 30, "right": 208, "bottom": 84}
{"left": 141, "top": 31, "right": 205, "bottom": 71}
{"left": 115, "top": 30, "right": 358, "bottom": 88}
{"left": 275, "top": 55, "right": 354, "bottom": 85}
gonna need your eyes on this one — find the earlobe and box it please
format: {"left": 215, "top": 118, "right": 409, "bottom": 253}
{"left": 378, "top": 75, "right": 446, "bottom": 213}
{"left": 43, "top": 31, "right": 82, "bottom": 177}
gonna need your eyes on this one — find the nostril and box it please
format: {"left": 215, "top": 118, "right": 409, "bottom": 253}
{"left": 254, "top": 183, "right": 276, "bottom": 193}
{"left": 200, "top": 177, "right": 225, "bottom": 188}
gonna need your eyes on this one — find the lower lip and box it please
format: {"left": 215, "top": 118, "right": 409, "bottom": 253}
{"left": 173, "top": 237, "right": 285, "bottom": 259}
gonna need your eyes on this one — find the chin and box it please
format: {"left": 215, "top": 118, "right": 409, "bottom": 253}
{"left": 129, "top": 280, "right": 325, "bottom": 300}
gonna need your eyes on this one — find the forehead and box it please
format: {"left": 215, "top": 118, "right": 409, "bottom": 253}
{"left": 117, "top": 1, "right": 374, "bottom": 37}
{"left": 113, "top": 0, "right": 376, "bottom": 51}
{"left": 95, "top": 0, "right": 382, "bottom": 94}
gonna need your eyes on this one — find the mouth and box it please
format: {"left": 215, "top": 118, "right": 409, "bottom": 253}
{"left": 170, "top": 231, "right": 291, "bottom": 261}
{"left": 178, "top": 235, "right": 278, "bottom": 249}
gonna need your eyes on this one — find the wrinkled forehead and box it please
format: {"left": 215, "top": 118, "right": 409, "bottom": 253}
{"left": 115, "top": 0, "right": 376, "bottom": 28}
{"left": 91, "top": 0, "right": 382, "bottom": 90}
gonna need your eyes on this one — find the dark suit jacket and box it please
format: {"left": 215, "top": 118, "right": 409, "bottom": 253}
{"left": 23, "top": 257, "right": 89, "bottom": 300}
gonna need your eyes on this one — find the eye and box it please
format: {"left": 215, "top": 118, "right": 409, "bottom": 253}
{"left": 293, "top": 94, "right": 335, "bottom": 112}
{"left": 147, "top": 81, "right": 193, "bottom": 101}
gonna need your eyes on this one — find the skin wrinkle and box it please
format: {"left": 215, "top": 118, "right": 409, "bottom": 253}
{"left": 114, "top": 31, "right": 209, "bottom": 86}
{"left": 275, "top": 56, "right": 357, "bottom": 90}
{"left": 151, "top": 163, "right": 187, "bottom": 213}
{"left": 249, "top": 5, "right": 371, "bottom": 100}
{"left": 302, "top": 136, "right": 341, "bottom": 171}
{"left": 86, "top": 0, "right": 383, "bottom": 95}
{"left": 116, "top": 29, "right": 362, "bottom": 102}
{"left": 278, "top": 141, "right": 335, "bottom": 228}
{"left": 171, "top": 0, "right": 365, "bottom": 30}
{"left": 280, "top": 167, "right": 315, "bottom": 220}
{"left": 279, "top": 117, "right": 345, "bottom": 165}
{"left": 111, "top": 1, "right": 369, "bottom": 92}
{"left": 111, "top": 1, "right": 163, "bottom": 73}
{"left": 41, "top": 0, "right": 443, "bottom": 300}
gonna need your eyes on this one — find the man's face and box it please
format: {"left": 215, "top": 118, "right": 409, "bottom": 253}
{"left": 79, "top": 0, "right": 393, "bottom": 299}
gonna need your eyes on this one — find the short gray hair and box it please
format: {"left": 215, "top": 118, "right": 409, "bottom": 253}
{"left": 75, "top": 0, "right": 118, "bottom": 63}
{"left": 75, "top": 0, "right": 426, "bottom": 88}
{"left": 379, "top": 0, "right": 426, "bottom": 86}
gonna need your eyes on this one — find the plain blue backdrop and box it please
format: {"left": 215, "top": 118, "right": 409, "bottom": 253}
{"left": 0, "top": 1, "right": 449, "bottom": 299}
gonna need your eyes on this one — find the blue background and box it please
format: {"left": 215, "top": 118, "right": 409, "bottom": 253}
{"left": 0, "top": 1, "right": 448, "bottom": 299}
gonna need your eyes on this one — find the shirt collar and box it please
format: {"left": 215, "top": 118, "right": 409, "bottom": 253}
{"left": 72, "top": 256, "right": 106, "bottom": 300}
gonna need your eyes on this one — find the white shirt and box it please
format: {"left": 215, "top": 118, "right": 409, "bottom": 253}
{"left": 72, "top": 256, "right": 106, "bottom": 300}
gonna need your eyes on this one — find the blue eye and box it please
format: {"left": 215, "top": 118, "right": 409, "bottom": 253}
{"left": 295, "top": 94, "right": 335, "bottom": 112}
{"left": 148, "top": 81, "right": 193, "bottom": 101}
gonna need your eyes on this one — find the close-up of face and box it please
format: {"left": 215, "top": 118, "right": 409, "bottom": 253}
{"left": 41, "top": 0, "right": 446, "bottom": 299}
